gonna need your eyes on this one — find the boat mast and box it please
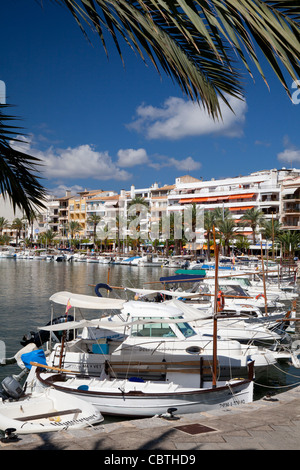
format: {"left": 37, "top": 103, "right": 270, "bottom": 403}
{"left": 212, "top": 227, "right": 219, "bottom": 388}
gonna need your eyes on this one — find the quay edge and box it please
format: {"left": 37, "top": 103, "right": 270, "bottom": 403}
{"left": 1, "top": 384, "right": 300, "bottom": 451}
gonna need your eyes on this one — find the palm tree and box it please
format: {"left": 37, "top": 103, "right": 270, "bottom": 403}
{"left": 128, "top": 196, "right": 149, "bottom": 248}
{"left": 69, "top": 221, "right": 81, "bottom": 240}
{"left": 0, "top": 217, "right": 9, "bottom": 236}
{"left": 276, "top": 230, "right": 300, "bottom": 259}
{"left": 240, "top": 208, "right": 264, "bottom": 245}
{"left": 39, "top": 229, "right": 55, "bottom": 248}
{"left": 0, "top": 234, "right": 10, "bottom": 246}
{"left": 0, "top": 104, "right": 47, "bottom": 218}
{"left": 87, "top": 214, "right": 102, "bottom": 246}
{"left": 260, "top": 218, "right": 282, "bottom": 258}
{"left": 235, "top": 235, "right": 251, "bottom": 254}
{"left": 212, "top": 207, "right": 231, "bottom": 225}
{"left": 204, "top": 211, "right": 217, "bottom": 261}
{"left": 10, "top": 217, "right": 24, "bottom": 246}
{"left": 217, "top": 218, "right": 237, "bottom": 256}
{"left": 24, "top": 209, "right": 38, "bottom": 246}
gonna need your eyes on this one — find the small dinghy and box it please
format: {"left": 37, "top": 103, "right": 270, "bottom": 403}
{"left": 0, "top": 372, "right": 103, "bottom": 435}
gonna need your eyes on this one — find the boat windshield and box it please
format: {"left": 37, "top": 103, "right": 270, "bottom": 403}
{"left": 236, "top": 278, "right": 251, "bottom": 287}
{"left": 220, "top": 285, "right": 247, "bottom": 297}
{"left": 131, "top": 318, "right": 177, "bottom": 337}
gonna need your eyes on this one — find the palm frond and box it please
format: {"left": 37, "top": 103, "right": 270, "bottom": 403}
{"left": 0, "top": 104, "right": 47, "bottom": 218}
{"left": 52, "top": 0, "right": 300, "bottom": 118}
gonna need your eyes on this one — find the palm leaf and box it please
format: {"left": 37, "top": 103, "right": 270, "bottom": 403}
{"left": 0, "top": 104, "right": 47, "bottom": 218}
{"left": 53, "top": 0, "right": 300, "bottom": 118}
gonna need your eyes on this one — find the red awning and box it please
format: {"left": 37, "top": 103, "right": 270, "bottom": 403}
{"left": 179, "top": 198, "right": 195, "bottom": 204}
{"left": 229, "top": 193, "right": 255, "bottom": 199}
{"left": 229, "top": 206, "right": 254, "bottom": 211}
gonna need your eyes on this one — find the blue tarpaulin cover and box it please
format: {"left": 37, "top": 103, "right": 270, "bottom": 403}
{"left": 21, "top": 349, "right": 48, "bottom": 370}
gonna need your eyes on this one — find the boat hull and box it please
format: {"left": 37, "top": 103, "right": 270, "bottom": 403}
{"left": 0, "top": 387, "right": 103, "bottom": 434}
{"left": 37, "top": 371, "right": 253, "bottom": 418}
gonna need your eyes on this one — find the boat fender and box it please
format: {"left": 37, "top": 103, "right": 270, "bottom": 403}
{"left": 94, "top": 283, "right": 112, "bottom": 297}
{"left": 217, "top": 290, "right": 225, "bottom": 311}
{"left": 77, "top": 385, "right": 89, "bottom": 391}
{"left": 255, "top": 294, "right": 265, "bottom": 300}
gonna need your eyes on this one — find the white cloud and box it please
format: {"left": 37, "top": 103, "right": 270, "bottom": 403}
{"left": 128, "top": 95, "right": 247, "bottom": 140}
{"left": 41, "top": 145, "right": 131, "bottom": 181}
{"left": 117, "top": 148, "right": 149, "bottom": 167}
{"left": 277, "top": 136, "right": 300, "bottom": 165}
{"left": 278, "top": 148, "right": 300, "bottom": 164}
{"left": 47, "top": 184, "right": 85, "bottom": 198}
{"left": 166, "top": 156, "right": 201, "bottom": 171}
{"left": 11, "top": 138, "right": 132, "bottom": 181}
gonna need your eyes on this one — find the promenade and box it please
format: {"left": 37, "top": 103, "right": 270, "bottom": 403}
{"left": 1, "top": 384, "right": 300, "bottom": 452}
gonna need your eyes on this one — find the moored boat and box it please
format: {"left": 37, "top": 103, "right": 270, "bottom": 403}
{"left": 0, "top": 372, "right": 103, "bottom": 434}
{"left": 35, "top": 364, "right": 254, "bottom": 418}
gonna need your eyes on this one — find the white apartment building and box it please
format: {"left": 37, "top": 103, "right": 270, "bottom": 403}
{"left": 85, "top": 190, "right": 119, "bottom": 240}
{"left": 167, "top": 168, "right": 300, "bottom": 247}
{"left": 2, "top": 167, "right": 300, "bottom": 247}
{"left": 280, "top": 175, "right": 300, "bottom": 230}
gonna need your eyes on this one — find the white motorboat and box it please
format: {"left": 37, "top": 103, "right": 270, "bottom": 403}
{"left": 22, "top": 291, "right": 282, "bottom": 381}
{"left": 202, "top": 279, "right": 286, "bottom": 314}
{"left": 0, "top": 249, "right": 16, "bottom": 258}
{"left": 233, "top": 276, "right": 299, "bottom": 301}
{"left": 0, "top": 372, "right": 103, "bottom": 435}
{"left": 124, "top": 286, "right": 293, "bottom": 345}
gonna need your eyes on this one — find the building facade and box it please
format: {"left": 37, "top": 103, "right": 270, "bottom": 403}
{"left": 1, "top": 167, "right": 300, "bottom": 247}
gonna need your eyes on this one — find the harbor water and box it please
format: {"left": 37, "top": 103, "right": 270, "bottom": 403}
{"left": 0, "top": 257, "right": 300, "bottom": 417}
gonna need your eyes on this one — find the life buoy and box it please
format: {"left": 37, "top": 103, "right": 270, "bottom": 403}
{"left": 255, "top": 293, "right": 265, "bottom": 300}
{"left": 94, "top": 283, "right": 112, "bottom": 297}
{"left": 217, "top": 290, "right": 225, "bottom": 312}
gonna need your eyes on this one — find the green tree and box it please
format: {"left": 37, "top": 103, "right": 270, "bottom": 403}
{"left": 11, "top": 217, "right": 24, "bottom": 246}
{"left": 217, "top": 218, "right": 237, "bottom": 256}
{"left": 0, "top": 217, "right": 9, "bottom": 236}
{"left": 87, "top": 214, "right": 102, "bottom": 246}
{"left": 260, "top": 218, "right": 282, "bottom": 258}
{"left": 234, "top": 235, "right": 251, "bottom": 254}
{"left": 276, "top": 230, "right": 300, "bottom": 258}
{"left": 128, "top": 197, "right": 149, "bottom": 250}
{"left": 0, "top": 234, "right": 10, "bottom": 245}
{"left": 0, "top": 104, "right": 47, "bottom": 218}
{"left": 212, "top": 207, "right": 231, "bottom": 225}
{"left": 240, "top": 208, "right": 264, "bottom": 245}
{"left": 69, "top": 221, "right": 82, "bottom": 239}
{"left": 204, "top": 211, "right": 217, "bottom": 261}
{"left": 39, "top": 229, "right": 55, "bottom": 247}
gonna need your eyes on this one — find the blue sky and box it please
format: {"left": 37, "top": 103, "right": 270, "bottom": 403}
{"left": 1, "top": 1, "right": 300, "bottom": 197}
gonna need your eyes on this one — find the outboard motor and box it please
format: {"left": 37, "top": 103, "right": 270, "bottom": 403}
{"left": 20, "top": 315, "right": 75, "bottom": 347}
{"left": 1, "top": 376, "right": 23, "bottom": 400}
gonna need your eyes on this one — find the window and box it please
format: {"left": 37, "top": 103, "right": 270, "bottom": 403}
{"left": 176, "top": 322, "right": 196, "bottom": 338}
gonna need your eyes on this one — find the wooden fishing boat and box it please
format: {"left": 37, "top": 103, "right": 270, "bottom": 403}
{"left": 35, "top": 365, "right": 254, "bottom": 418}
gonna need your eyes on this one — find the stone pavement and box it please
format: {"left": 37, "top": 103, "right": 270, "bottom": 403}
{"left": 1, "top": 385, "right": 300, "bottom": 452}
